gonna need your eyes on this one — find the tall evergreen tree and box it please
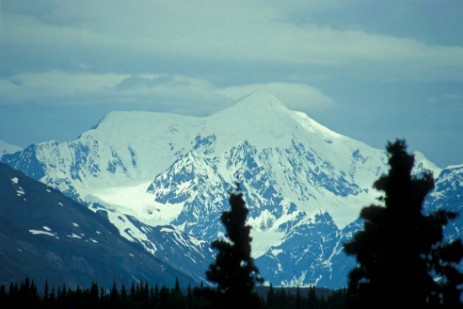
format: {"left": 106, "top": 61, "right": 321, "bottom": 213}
{"left": 266, "top": 283, "right": 275, "bottom": 307}
{"left": 174, "top": 277, "right": 181, "bottom": 295}
{"left": 205, "top": 189, "right": 264, "bottom": 308}
{"left": 187, "top": 283, "right": 193, "bottom": 309}
{"left": 109, "top": 280, "right": 120, "bottom": 308}
{"left": 89, "top": 282, "right": 99, "bottom": 307}
{"left": 43, "top": 279, "right": 49, "bottom": 302}
{"left": 344, "top": 139, "right": 463, "bottom": 308}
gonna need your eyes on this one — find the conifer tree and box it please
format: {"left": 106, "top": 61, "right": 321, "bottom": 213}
{"left": 120, "top": 283, "right": 128, "bottom": 300}
{"left": 90, "top": 282, "right": 99, "bottom": 307}
{"left": 159, "top": 286, "right": 170, "bottom": 309}
{"left": 344, "top": 139, "right": 463, "bottom": 308}
{"left": 154, "top": 283, "right": 160, "bottom": 308}
{"left": 266, "top": 283, "right": 275, "bottom": 306}
{"left": 43, "top": 279, "right": 49, "bottom": 302}
{"left": 295, "top": 286, "right": 302, "bottom": 309}
{"left": 130, "top": 281, "right": 136, "bottom": 302}
{"left": 174, "top": 277, "right": 181, "bottom": 295}
{"left": 109, "top": 281, "right": 120, "bottom": 308}
{"left": 143, "top": 280, "right": 150, "bottom": 305}
{"left": 205, "top": 189, "right": 264, "bottom": 308}
{"left": 187, "top": 283, "right": 193, "bottom": 309}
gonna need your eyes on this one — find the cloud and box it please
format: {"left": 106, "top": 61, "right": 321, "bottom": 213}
{"left": 110, "top": 74, "right": 229, "bottom": 114}
{"left": 0, "top": 72, "right": 122, "bottom": 102}
{"left": 2, "top": 0, "right": 463, "bottom": 82}
{"left": 0, "top": 72, "right": 228, "bottom": 114}
{"left": 0, "top": 71, "right": 335, "bottom": 116}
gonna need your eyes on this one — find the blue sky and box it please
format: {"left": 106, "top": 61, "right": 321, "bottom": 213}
{"left": 1, "top": 0, "right": 462, "bottom": 167}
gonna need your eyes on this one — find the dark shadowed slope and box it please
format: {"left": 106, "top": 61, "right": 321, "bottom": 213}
{"left": 0, "top": 162, "right": 194, "bottom": 289}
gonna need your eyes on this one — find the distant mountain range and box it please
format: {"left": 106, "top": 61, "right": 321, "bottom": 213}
{"left": 2, "top": 92, "right": 461, "bottom": 288}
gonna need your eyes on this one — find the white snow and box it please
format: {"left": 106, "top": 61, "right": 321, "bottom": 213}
{"left": 29, "top": 229, "right": 59, "bottom": 239}
{"left": 16, "top": 186, "right": 26, "bottom": 196}
{"left": 72, "top": 222, "right": 79, "bottom": 227}
{"left": 42, "top": 226, "right": 52, "bottom": 231}
{"left": 251, "top": 230, "right": 285, "bottom": 258}
{"left": 413, "top": 151, "right": 442, "bottom": 177}
{"left": 271, "top": 249, "right": 283, "bottom": 257}
{"left": 58, "top": 202, "right": 64, "bottom": 207}
{"left": 11, "top": 177, "right": 19, "bottom": 184}
{"left": 67, "top": 233, "right": 82, "bottom": 239}
{"left": 105, "top": 211, "right": 157, "bottom": 255}
{"left": 89, "top": 181, "right": 184, "bottom": 226}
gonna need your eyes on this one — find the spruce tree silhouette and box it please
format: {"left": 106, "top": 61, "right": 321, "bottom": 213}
{"left": 344, "top": 139, "right": 463, "bottom": 308}
{"left": 206, "top": 188, "right": 264, "bottom": 308}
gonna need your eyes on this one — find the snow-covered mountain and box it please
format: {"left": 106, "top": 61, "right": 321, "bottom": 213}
{"left": 0, "top": 139, "right": 21, "bottom": 158}
{"left": 426, "top": 164, "right": 463, "bottom": 240}
{"left": 2, "top": 92, "right": 457, "bottom": 288}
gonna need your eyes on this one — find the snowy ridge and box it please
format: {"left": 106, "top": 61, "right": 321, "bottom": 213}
{"left": 2, "top": 91, "right": 451, "bottom": 288}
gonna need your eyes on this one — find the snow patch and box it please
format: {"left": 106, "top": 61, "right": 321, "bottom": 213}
{"left": 16, "top": 187, "right": 25, "bottom": 196}
{"left": 251, "top": 229, "right": 285, "bottom": 258}
{"left": 106, "top": 211, "right": 157, "bottom": 255}
{"left": 67, "top": 233, "right": 82, "bottom": 239}
{"left": 90, "top": 181, "right": 184, "bottom": 226}
{"left": 11, "top": 177, "right": 19, "bottom": 184}
{"left": 29, "top": 229, "right": 59, "bottom": 239}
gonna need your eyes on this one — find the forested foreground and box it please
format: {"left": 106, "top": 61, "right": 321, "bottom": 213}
{"left": 0, "top": 278, "right": 348, "bottom": 309}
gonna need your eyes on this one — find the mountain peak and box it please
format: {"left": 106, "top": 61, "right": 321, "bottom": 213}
{"left": 212, "top": 90, "right": 291, "bottom": 127}
{"left": 229, "top": 91, "right": 288, "bottom": 113}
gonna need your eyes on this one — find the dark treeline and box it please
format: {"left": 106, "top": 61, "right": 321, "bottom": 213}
{"left": 0, "top": 277, "right": 348, "bottom": 309}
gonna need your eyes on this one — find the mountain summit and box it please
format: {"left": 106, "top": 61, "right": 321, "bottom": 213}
{"left": 2, "top": 93, "right": 456, "bottom": 288}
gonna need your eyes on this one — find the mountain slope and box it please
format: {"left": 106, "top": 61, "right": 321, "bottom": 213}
{"left": 426, "top": 164, "right": 463, "bottom": 240}
{"left": 2, "top": 92, "right": 456, "bottom": 288}
{"left": 0, "top": 162, "right": 195, "bottom": 288}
